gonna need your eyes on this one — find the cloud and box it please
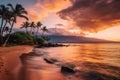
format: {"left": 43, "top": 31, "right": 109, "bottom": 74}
{"left": 25, "top": 0, "right": 71, "bottom": 22}
{"left": 55, "top": 23, "right": 64, "bottom": 27}
{"left": 47, "top": 28, "right": 71, "bottom": 35}
{"left": 36, "top": 0, "right": 71, "bottom": 12}
{"left": 47, "top": 28, "right": 86, "bottom": 36}
{"left": 57, "top": 0, "right": 120, "bottom": 32}
{"left": 13, "top": 0, "right": 71, "bottom": 26}
{"left": 27, "top": 8, "right": 48, "bottom": 22}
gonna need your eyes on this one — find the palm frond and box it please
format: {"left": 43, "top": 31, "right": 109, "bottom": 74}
{"left": 18, "top": 14, "right": 28, "bottom": 20}
{"left": 7, "top": 4, "right": 14, "bottom": 11}
{"left": 20, "top": 10, "right": 28, "bottom": 14}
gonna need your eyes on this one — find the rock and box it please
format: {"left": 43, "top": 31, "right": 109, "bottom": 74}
{"left": 43, "top": 58, "right": 54, "bottom": 64}
{"left": 61, "top": 66, "right": 75, "bottom": 74}
{"left": 43, "top": 58, "right": 59, "bottom": 64}
{"left": 50, "top": 58, "right": 58, "bottom": 63}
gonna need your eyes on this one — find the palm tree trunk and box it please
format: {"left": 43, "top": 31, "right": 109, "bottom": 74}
{"left": 25, "top": 28, "right": 27, "bottom": 33}
{"left": 30, "top": 27, "right": 32, "bottom": 34}
{"left": 42, "top": 31, "right": 44, "bottom": 37}
{"left": 1, "top": 21, "right": 7, "bottom": 36}
{"left": 0, "top": 21, "right": 7, "bottom": 45}
{"left": 0, "top": 19, "right": 4, "bottom": 46}
{"left": 33, "top": 28, "right": 35, "bottom": 35}
{"left": 36, "top": 27, "right": 39, "bottom": 38}
{"left": 0, "top": 19, "right": 4, "bottom": 36}
{"left": 2, "top": 21, "right": 14, "bottom": 47}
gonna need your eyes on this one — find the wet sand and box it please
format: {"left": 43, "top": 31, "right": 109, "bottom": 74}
{"left": 0, "top": 46, "right": 78, "bottom": 80}
{"left": 0, "top": 45, "right": 33, "bottom": 80}
{"left": 19, "top": 57, "right": 77, "bottom": 80}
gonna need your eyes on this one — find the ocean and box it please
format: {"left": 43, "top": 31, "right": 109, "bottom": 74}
{"left": 17, "top": 43, "right": 120, "bottom": 80}
{"left": 35, "top": 43, "right": 120, "bottom": 80}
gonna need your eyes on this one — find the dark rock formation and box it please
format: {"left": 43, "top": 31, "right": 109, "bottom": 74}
{"left": 43, "top": 58, "right": 54, "bottom": 64}
{"left": 61, "top": 66, "right": 75, "bottom": 74}
{"left": 43, "top": 58, "right": 59, "bottom": 64}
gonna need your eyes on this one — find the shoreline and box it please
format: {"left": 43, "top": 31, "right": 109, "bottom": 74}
{"left": 0, "top": 45, "right": 78, "bottom": 80}
{"left": 0, "top": 45, "right": 119, "bottom": 80}
{"left": 0, "top": 45, "right": 34, "bottom": 80}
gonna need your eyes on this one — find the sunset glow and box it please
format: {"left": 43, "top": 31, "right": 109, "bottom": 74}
{"left": 87, "top": 26, "right": 120, "bottom": 41}
{"left": 1, "top": 1, "right": 120, "bottom": 80}
{"left": 1, "top": 0, "right": 120, "bottom": 41}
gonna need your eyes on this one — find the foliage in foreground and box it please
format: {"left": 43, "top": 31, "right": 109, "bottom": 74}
{"left": 0, "top": 3, "right": 28, "bottom": 46}
{"left": 3, "top": 31, "right": 50, "bottom": 46}
{"left": 4, "top": 32, "right": 34, "bottom": 45}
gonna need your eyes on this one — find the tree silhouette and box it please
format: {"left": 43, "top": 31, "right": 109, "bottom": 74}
{"left": 20, "top": 21, "right": 30, "bottom": 33}
{"left": 30, "top": 22, "right": 36, "bottom": 35}
{"left": 36, "top": 21, "right": 42, "bottom": 37}
{"left": 0, "top": 5, "right": 9, "bottom": 36}
{"left": 41, "top": 26, "right": 48, "bottom": 37}
{"left": 2, "top": 3, "right": 28, "bottom": 47}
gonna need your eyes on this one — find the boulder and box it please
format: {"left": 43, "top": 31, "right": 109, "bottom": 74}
{"left": 61, "top": 66, "right": 75, "bottom": 74}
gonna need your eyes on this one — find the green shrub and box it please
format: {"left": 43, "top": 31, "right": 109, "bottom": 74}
{"left": 4, "top": 32, "right": 34, "bottom": 45}
{"left": 6, "top": 43, "right": 18, "bottom": 47}
{"left": 36, "top": 37, "right": 45, "bottom": 45}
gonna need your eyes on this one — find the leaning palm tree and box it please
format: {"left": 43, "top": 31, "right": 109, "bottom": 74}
{"left": 41, "top": 26, "right": 48, "bottom": 37}
{"left": 20, "top": 21, "right": 30, "bottom": 33}
{"left": 36, "top": 21, "right": 42, "bottom": 37}
{"left": 0, "top": 5, "right": 11, "bottom": 46}
{"left": 2, "top": 4, "right": 28, "bottom": 47}
{"left": 0, "top": 5, "right": 9, "bottom": 36}
{"left": 1, "top": 10, "right": 13, "bottom": 35}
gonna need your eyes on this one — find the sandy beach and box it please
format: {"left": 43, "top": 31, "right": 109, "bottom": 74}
{"left": 0, "top": 46, "right": 78, "bottom": 80}
{"left": 0, "top": 45, "right": 34, "bottom": 80}
{"left": 0, "top": 44, "right": 120, "bottom": 80}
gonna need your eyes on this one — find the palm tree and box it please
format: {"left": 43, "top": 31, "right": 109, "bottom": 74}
{"left": 1, "top": 10, "right": 13, "bottom": 35}
{"left": 30, "top": 22, "right": 36, "bottom": 35}
{"left": 36, "top": 21, "right": 42, "bottom": 37}
{"left": 20, "top": 21, "right": 30, "bottom": 33}
{"left": 0, "top": 5, "right": 12, "bottom": 46}
{"left": 41, "top": 26, "right": 48, "bottom": 37}
{"left": 0, "top": 5, "right": 9, "bottom": 36}
{"left": 2, "top": 4, "right": 28, "bottom": 47}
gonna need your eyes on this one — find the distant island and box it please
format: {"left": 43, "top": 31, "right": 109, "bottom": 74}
{"left": 48, "top": 35, "right": 115, "bottom": 43}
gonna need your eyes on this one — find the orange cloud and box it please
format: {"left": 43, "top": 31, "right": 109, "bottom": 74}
{"left": 58, "top": 0, "right": 120, "bottom": 32}
{"left": 24, "top": 0, "right": 71, "bottom": 22}
{"left": 43, "top": 0, "right": 71, "bottom": 12}
{"left": 27, "top": 8, "right": 48, "bottom": 22}
{"left": 14, "top": 0, "right": 71, "bottom": 31}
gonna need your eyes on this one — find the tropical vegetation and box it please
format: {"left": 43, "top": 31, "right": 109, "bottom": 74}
{"left": 0, "top": 3, "right": 49, "bottom": 47}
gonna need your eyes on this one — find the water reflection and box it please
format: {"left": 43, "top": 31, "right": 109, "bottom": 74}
{"left": 17, "top": 53, "right": 78, "bottom": 80}
{"left": 4, "top": 43, "right": 120, "bottom": 80}
{"left": 37, "top": 43, "right": 120, "bottom": 80}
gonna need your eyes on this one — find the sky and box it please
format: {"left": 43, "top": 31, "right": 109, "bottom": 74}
{"left": 0, "top": 0, "right": 120, "bottom": 42}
